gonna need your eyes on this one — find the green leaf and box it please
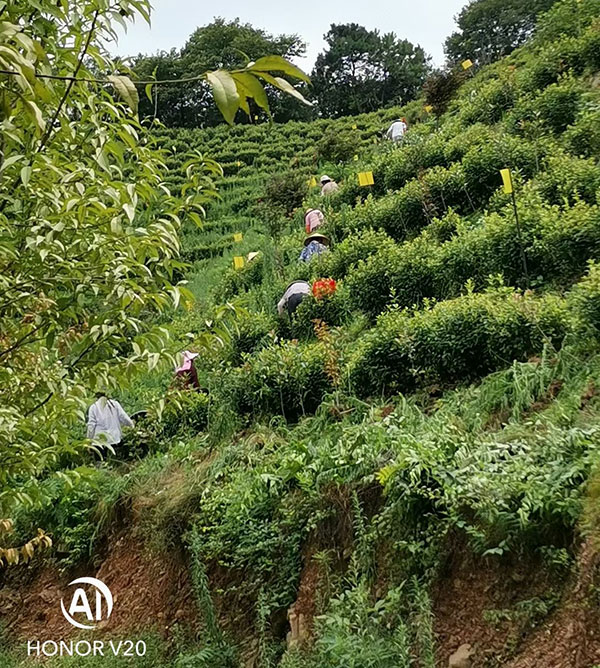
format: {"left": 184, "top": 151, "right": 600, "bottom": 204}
{"left": 247, "top": 55, "right": 310, "bottom": 83}
{"left": 108, "top": 74, "right": 140, "bottom": 114}
{"left": 232, "top": 72, "right": 270, "bottom": 116}
{"left": 255, "top": 72, "right": 312, "bottom": 107}
{"left": 24, "top": 100, "right": 45, "bottom": 134}
{"left": 20, "top": 165, "right": 31, "bottom": 186}
{"left": 206, "top": 70, "right": 240, "bottom": 125}
{"left": 145, "top": 82, "right": 154, "bottom": 104}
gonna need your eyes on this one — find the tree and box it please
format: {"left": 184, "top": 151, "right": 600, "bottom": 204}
{"left": 444, "top": 0, "right": 560, "bottom": 65}
{"left": 0, "top": 0, "right": 310, "bottom": 521}
{"left": 133, "top": 18, "right": 308, "bottom": 127}
{"left": 311, "top": 24, "right": 430, "bottom": 118}
{"left": 423, "top": 68, "right": 467, "bottom": 116}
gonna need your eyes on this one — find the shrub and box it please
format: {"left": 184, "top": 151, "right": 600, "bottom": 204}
{"left": 346, "top": 236, "right": 438, "bottom": 319}
{"left": 161, "top": 391, "right": 210, "bottom": 437}
{"left": 564, "top": 108, "right": 600, "bottom": 158}
{"left": 535, "top": 154, "right": 600, "bottom": 205}
{"left": 228, "top": 312, "right": 277, "bottom": 364}
{"left": 342, "top": 163, "right": 469, "bottom": 241}
{"left": 317, "top": 130, "right": 357, "bottom": 163}
{"left": 508, "top": 77, "right": 584, "bottom": 134}
{"left": 459, "top": 75, "right": 517, "bottom": 126}
{"left": 317, "top": 229, "right": 397, "bottom": 279}
{"left": 265, "top": 169, "right": 309, "bottom": 214}
{"left": 225, "top": 340, "right": 332, "bottom": 419}
{"left": 348, "top": 289, "right": 569, "bottom": 397}
{"left": 380, "top": 134, "right": 448, "bottom": 191}
{"left": 569, "top": 261, "right": 600, "bottom": 333}
{"left": 216, "top": 254, "right": 266, "bottom": 300}
{"left": 291, "top": 287, "right": 350, "bottom": 338}
{"left": 423, "top": 68, "right": 466, "bottom": 115}
{"left": 462, "top": 135, "right": 539, "bottom": 203}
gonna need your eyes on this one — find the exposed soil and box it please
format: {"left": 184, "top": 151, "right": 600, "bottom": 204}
{"left": 434, "top": 538, "right": 600, "bottom": 668}
{"left": 0, "top": 530, "right": 196, "bottom": 642}
{"left": 3, "top": 528, "right": 600, "bottom": 668}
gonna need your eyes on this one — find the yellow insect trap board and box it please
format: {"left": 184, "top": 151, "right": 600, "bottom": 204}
{"left": 500, "top": 168, "right": 514, "bottom": 194}
{"left": 233, "top": 256, "right": 244, "bottom": 270}
{"left": 358, "top": 171, "right": 374, "bottom": 187}
{"left": 233, "top": 232, "right": 243, "bottom": 242}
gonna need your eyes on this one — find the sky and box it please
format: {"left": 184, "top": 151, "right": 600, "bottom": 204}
{"left": 110, "top": 0, "right": 469, "bottom": 69}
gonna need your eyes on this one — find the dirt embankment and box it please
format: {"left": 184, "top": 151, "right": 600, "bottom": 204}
{"left": 2, "top": 530, "right": 600, "bottom": 667}
{"left": 0, "top": 531, "right": 195, "bottom": 642}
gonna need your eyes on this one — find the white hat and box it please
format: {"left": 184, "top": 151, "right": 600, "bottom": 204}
{"left": 320, "top": 175, "right": 331, "bottom": 184}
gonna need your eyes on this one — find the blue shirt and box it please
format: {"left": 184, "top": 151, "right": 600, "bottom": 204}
{"left": 300, "top": 241, "right": 328, "bottom": 262}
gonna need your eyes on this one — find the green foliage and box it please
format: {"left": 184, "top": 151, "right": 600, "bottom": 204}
{"left": 9, "top": 3, "right": 600, "bottom": 666}
{"left": 265, "top": 170, "right": 309, "bottom": 214}
{"left": 445, "top": 0, "right": 560, "bottom": 65}
{"left": 423, "top": 68, "right": 466, "bottom": 115}
{"left": 564, "top": 107, "right": 600, "bottom": 158}
{"left": 569, "top": 261, "right": 600, "bottom": 334}
{"left": 0, "top": 0, "right": 210, "bottom": 515}
{"left": 161, "top": 392, "right": 210, "bottom": 438}
{"left": 317, "top": 130, "right": 357, "bottom": 164}
{"left": 307, "top": 583, "right": 413, "bottom": 668}
{"left": 312, "top": 23, "right": 430, "bottom": 118}
{"left": 226, "top": 340, "right": 332, "bottom": 419}
{"left": 348, "top": 288, "right": 569, "bottom": 396}
{"left": 346, "top": 196, "right": 600, "bottom": 318}
{"left": 133, "top": 18, "right": 308, "bottom": 127}
{"left": 291, "top": 290, "right": 351, "bottom": 339}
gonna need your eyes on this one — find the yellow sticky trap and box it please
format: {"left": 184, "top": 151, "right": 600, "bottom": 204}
{"left": 425, "top": 105, "right": 433, "bottom": 113}
{"left": 352, "top": 124, "right": 357, "bottom": 130}
{"left": 354, "top": 154, "right": 359, "bottom": 161}
{"left": 462, "top": 59, "right": 474, "bottom": 70}
{"left": 500, "top": 168, "right": 514, "bottom": 194}
{"left": 233, "top": 232, "right": 243, "bottom": 242}
{"left": 236, "top": 160, "right": 241, "bottom": 167}
{"left": 358, "top": 171, "right": 375, "bottom": 187}
{"left": 233, "top": 256, "right": 244, "bottom": 270}
{"left": 309, "top": 176, "right": 318, "bottom": 187}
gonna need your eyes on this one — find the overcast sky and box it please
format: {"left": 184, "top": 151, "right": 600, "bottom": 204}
{"left": 111, "top": 0, "right": 469, "bottom": 68}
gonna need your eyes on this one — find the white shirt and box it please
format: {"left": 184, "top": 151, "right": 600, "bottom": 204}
{"left": 321, "top": 181, "right": 339, "bottom": 196}
{"left": 277, "top": 282, "right": 310, "bottom": 315}
{"left": 387, "top": 121, "right": 407, "bottom": 141}
{"left": 87, "top": 398, "right": 133, "bottom": 445}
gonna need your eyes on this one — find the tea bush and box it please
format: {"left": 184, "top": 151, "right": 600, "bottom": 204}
{"left": 348, "top": 289, "right": 569, "bottom": 397}
{"left": 564, "top": 108, "right": 600, "bottom": 158}
{"left": 346, "top": 196, "right": 600, "bottom": 318}
{"left": 290, "top": 287, "right": 351, "bottom": 339}
{"left": 225, "top": 340, "right": 332, "bottom": 419}
{"left": 569, "top": 261, "right": 600, "bottom": 333}
{"left": 317, "top": 229, "right": 397, "bottom": 279}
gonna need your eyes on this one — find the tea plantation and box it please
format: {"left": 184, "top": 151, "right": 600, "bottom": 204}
{"left": 5, "top": 1, "right": 600, "bottom": 666}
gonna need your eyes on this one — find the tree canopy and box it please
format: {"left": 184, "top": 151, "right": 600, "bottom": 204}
{"left": 444, "top": 0, "right": 560, "bottom": 65}
{"left": 0, "top": 0, "right": 309, "bottom": 521}
{"left": 133, "top": 18, "right": 307, "bottom": 127}
{"left": 311, "top": 23, "right": 430, "bottom": 118}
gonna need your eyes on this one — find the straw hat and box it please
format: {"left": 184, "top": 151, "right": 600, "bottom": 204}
{"left": 247, "top": 251, "right": 260, "bottom": 262}
{"left": 320, "top": 175, "right": 332, "bottom": 184}
{"left": 304, "top": 233, "right": 330, "bottom": 247}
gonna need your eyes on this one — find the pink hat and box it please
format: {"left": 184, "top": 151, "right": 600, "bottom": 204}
{"left": 175, "top": 350, "right": 199, "bottom": 373}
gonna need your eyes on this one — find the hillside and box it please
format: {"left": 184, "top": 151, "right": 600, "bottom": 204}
{"left": 3, "top": 1, "right": 600, "bottom": 666}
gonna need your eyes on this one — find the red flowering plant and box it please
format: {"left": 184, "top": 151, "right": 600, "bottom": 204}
{"left": 312, "top": 278, "right": 337, "bottom": 300}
